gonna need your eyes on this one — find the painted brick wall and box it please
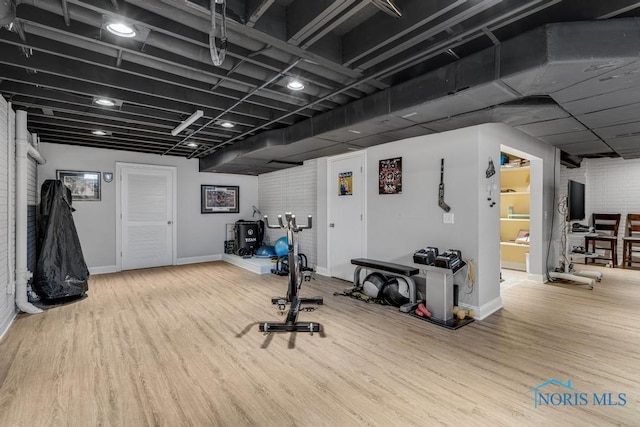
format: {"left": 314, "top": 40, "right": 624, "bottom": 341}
{"left": 0, "top": 97, "right": 16, "bottom": 338}
{"left": 559, "top": 158, "right": 640, "bottom": 265}
{"left": 27, "top": 157, "right": 37, "bottom": 272}
{"left": 584, "top": 157, "right": 640, "bottom": 264}
{"left": 258, "top": 160, "right": 318, "bottom": 267}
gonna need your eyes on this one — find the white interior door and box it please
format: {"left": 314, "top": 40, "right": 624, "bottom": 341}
{"left": 120, "top": 165, "right": 176, "bottom": 270}
{"left": 328, "top": 152, "right": 365, "bottom": 281}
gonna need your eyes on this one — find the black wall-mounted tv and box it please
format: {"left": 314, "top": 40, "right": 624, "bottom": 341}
{"left": 568, "top": 180, "right": 586, "bottom": 221}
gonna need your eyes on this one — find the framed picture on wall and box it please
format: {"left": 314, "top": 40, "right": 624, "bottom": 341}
{"left": 201, "top": 185, "right": 239, "bottom": 213}
{"left": 379, "top": 157, "right": 402, "bottom": 194}
{"left": 56, "top": 170, "right": 101, "bottom": 201}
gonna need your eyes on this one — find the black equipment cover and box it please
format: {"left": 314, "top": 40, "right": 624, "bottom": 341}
{"left": 234, "top": 219, "right": 264, "bottom": 256}
{"left": 33, "top": 180, "right": 89, "bottom": 299}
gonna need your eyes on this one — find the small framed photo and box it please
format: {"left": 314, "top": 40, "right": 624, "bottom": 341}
{"left": 201, "top": 185, "right": 239, "bottom": 214}
{"left": 56, "top": 170, "right": 101, "bottom": 201}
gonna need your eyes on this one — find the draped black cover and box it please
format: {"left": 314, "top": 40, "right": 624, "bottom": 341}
{"left": 33, "top": 180, "right": 89, "bottom": 299}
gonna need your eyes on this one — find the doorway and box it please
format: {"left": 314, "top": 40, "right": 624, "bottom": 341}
{"left": 499, "top": 146, "right": 543, "bottom": 287}
{"left": 327, "top": 151, "right": 366, "bottom": 281}
{"left": 116, "top": 163, "right": 177, "bottom": 271}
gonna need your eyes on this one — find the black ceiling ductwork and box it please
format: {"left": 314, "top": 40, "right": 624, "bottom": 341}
{"left": 200, "top": 18, "right": 640, "bottom": 174}
{"left": 560, "top": 151, "right": 582, "bottom": 169}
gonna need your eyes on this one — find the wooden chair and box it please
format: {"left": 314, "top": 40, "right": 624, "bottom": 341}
{"left": 584, "top": 213, "right": 621, "bottom": 267}
{"left": 622, "top": 214, "right": 640, "bottom": 268}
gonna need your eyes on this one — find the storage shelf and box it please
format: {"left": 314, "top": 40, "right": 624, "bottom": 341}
{"left": 500, "top": 191, "right": 529, "bottom": 196}
{"left": 500, "top": 153, "right": 530, "bottom": 272}
{"left": 500, "top": 165, "right": 530, "bottom": 173}
{"left": 500, "top": 241, "right": 530, "bottom": 248}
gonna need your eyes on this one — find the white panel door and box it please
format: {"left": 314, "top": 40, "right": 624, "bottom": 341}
{"left": 121, "top": 166, "right": 174, "bottom": 270}
{"left": 328, "top": 152, "right": 365, "bottom": 281}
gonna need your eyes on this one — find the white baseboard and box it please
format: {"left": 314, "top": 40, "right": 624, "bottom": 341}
{"left": 89, "top": 265, "right": 119, "bottom": 275}
{"left": 315, "top": 266, "right": 329, "bottom": 277}
{"left": 89, "top": 256, "right": 223, "bottom": 275}
{"left": 460, "top": 295, "right": 503, "bottom": 320}
{"left": 0, "top": 311, "right": 17, "bottom": 342}
{"left": 176, "top": 254, "right": 222, "bottom": 265}
{"left": 527, "top": 273, "right": 545, "bottom": 283}
{"left": 501, "top": 261, "right": 526, "bottom": 271}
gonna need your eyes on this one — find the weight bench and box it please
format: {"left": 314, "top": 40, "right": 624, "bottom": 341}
{"left": 349, "top": 258, "right": 420, "bottom": 311}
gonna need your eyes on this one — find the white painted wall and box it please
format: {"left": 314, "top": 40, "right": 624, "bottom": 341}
{"left": 365, "top": 126, "right": 480, "bottom": 261}
{"left": 316, "top": 157, "right": 328, "bottom": 272}
{"left": 37, "top": 143, "right": 259, "bottom": 272}
{"left": 258, "top": 123, "right": 557, "bottom": 317}
{"left": 258, "top": 160, "right": 318, "bottom": 267}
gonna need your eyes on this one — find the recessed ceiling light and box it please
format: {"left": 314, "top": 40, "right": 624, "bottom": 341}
{"left": 94, "top": 98, "right": 116, "bottom": 107}
{"left": 92, "top": 130, "right": 107, "bottom": 136}
{"left": 106, "top": 22, "right": 136, "bottom": 38}
{"left": 287, "top": 79, "right": 304, "bottom": 91}
{"left": 187, "top": 142, "right": 198, "bottom": 148}
{"left": 220, "top": 121, "right": 235, "bottom": 128}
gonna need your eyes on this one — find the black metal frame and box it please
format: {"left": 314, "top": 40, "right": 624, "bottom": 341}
{"left": 259, "top": 213, "right": 323, "bottom": 334}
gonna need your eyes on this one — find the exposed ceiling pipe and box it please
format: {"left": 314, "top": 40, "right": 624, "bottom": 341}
{"left": 0, "top": 0, "right": 16, "bottom": 27}
{"left": 60, "top": 0, "right": 70, "bottom": 26}
{"left": 370, "top": 0, "right": 402, "bottom": 18}
{"left": 208, "top": 0, "right": 227, "bottom": 66}
{"left": 15, "top": 109, "right": 45, "bottom": 314}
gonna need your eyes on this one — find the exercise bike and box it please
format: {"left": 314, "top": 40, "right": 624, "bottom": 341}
{"left": 260, "top": 213, "right": 323, "bottom": 334}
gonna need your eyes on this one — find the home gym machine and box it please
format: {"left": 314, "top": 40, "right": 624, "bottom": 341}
{"left": 260, "top": 213, "right": 323, "bottom": 334}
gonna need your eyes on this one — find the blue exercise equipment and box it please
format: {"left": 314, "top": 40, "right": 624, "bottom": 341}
{"left": 274, "top": 236, "right": 288, "bottom": 257}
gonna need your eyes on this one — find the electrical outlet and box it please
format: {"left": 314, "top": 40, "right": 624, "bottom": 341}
{"left": 443, "top": 213, "right": 454, "bottom": 224}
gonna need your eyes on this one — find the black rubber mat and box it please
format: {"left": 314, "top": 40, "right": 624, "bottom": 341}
{"left": 408, "top": 311, "right": 475, "bottom": 330}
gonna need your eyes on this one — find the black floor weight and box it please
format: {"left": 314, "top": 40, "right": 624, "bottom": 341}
{"left": 259, "top": 212, "right": 323, "bottom": 334}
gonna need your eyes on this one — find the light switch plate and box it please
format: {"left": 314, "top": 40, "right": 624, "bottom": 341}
{"left": 443, "top": 213, "right": 454, "bottom": 224}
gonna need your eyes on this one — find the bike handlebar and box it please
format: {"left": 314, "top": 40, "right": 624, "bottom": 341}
{"left": 263, "top": 213, "right": 312, "bottom": 231}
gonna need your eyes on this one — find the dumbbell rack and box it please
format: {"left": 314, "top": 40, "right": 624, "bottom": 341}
{"left": 409, "top": 262, "right": 474, "bottom": 330}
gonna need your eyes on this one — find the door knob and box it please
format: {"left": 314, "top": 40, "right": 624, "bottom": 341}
{"left": 168, "top": 221, "right": 173, "bottom": 225}
{"left": 329, "top": 223, "right": 335, "bottom": 228}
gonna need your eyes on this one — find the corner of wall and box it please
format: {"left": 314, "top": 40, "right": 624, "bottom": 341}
{"left": 0, "top": 311, "right": 17, "bottom": 342}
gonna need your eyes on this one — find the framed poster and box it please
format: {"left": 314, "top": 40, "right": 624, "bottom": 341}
{"left": 201, "top": 185, "right": 239, "bottom": 213}
{"left": 56, "top": 170, "right": 101, "bottom": 201}
{"left": 379, "top": 157, "right": 402, "bottom": 194}
{"left": 338, "top": 171, "right": 353, "bottom": 196}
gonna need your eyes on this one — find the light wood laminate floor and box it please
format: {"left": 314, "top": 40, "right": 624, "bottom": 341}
{"left": 1, "top": 261, "right": 639, "bottom": 426}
